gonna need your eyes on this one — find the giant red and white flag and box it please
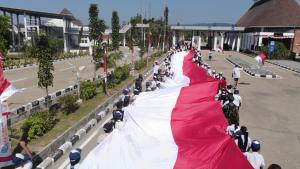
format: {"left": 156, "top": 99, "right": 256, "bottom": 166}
{"left": 79, "top": 51, "right": 252, "bottom": 169}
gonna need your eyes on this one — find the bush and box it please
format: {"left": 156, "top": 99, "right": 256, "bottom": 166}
{"left": 135, "top": 58, "right": 147, "bottom": 70}
{"left": 150, "top": 51, "right": 164, "bottom": 58}
{"left": 80, "top": 81, "right": 97, "bottom": 100}
{"left": 59, "top": 95, "right": 79, "bottom": 114}
{"left": 261, "top": 41, "right": 290, "bottom": 60}
{"left": 275, "top": 42, "right": 290, "bottom": 59}
{"left": 23, "top": 111, "right": 57, "bottom": 140}
{"left": 108, "top": 64, "right": 131, "bottom": 88}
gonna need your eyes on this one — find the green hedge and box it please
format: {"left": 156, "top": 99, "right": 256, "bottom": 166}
{"left": 58, "top": 95, "right": 79, "bottom": 114}
{"left": 134, "top": 58, "right": 147, "bottom": 70}
{"left": 80, "top": 81, "right": 97, "bottom": 101}
{"left": 23, "top": 111, "right": 57, "bottom": 140}
{"left": 108, "top": 64, "right": 131, "bottom": 88}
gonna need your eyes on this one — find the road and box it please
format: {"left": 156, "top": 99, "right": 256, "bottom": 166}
{"left": 51, "top": 50, "right": 300, "bottom": 169}
{"left": 5, "top": 46, "right": 143, "bottom": 110}
{"left": 5, "top": 56, "right": 95, "bottom": 109}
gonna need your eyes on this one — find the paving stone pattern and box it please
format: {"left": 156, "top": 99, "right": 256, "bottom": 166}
{"left": 227, "top": 57, "right": 278, "bottom": 78}
{"left": 267, "top": 60, "right": 300, "bottom": 73}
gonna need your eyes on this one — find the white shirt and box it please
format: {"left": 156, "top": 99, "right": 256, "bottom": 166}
{"left": 244, "top": 152, "right": 265, "bottom": 169}
{"left": 233, "top": 94, "right": 242, "bottom": 107}
{"left": 226, "top": 124, "right": 240, "bottom": 136}
{"left": 150, "top": 81, "right": 157, "bottom": 89}
{"left": 15, "top": 161, "right": 33, "bottom": 169}
{"left": 233, "top": 67, "right": 241, "bottom": 79}
{"left": 153, "top": 65, "right": 159, "bottom": 74}
{"left": 207, "top": 69, "right": 212, "bottom": 76}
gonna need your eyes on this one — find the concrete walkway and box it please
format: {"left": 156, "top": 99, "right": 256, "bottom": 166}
{"left": 267, "top": 60, "right": 300, "bottom": 73}
{"left": 226, "top": 55, "right": 279, "bottom": 78}
{"left": 202, "top": 50, "right": 300, "bottom": 169}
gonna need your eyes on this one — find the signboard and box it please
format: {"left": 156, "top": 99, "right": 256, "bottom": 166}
{"left": 269, "top": 41, "right": 275, "bottom": 53}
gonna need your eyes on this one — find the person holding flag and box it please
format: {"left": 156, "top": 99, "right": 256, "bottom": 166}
{"left": 0, "top": 52, "right": 22, "bottom": 168}
{"left": 255, "top": 53, "right": 267, "bottom": 68}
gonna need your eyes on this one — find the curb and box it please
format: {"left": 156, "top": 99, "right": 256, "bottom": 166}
{"left": 35, "top": 53, "right": 167, "bottom": 169}
{"left": 266, "top": 60, "right": 300, "bottom": 74}
{"left": 36, "top": 117, "right": 103, "bottom": 169}
{"left": 226, "top": 58, "right": 280, "bottom": 79}
{"left": 4, "top": 55, "right": 90, "bottom": 72}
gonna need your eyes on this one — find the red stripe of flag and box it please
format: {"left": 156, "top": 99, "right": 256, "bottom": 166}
{"left": 0, "top": 156, "right": 12, "bottom": 162}
{"left": 171, "top": 51, "right": 252, "bottom": 169}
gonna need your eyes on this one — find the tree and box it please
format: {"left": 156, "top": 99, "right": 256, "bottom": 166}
{"left": 36, "top": 35, "right": 54, "bottom": 98}
{"left": 89, "top": 4, "right": 99, "bottom": 47}
{"left": 0, "top": 16, "right": 11, "bottom": 54}
{"left": 163, "top": 6, "right": 169, "bottom": 51}
{"left": 89, "top": 4, "right": 106, "bottom": 80}
{"left": 111, "top": 11, "right": 120, "bottom": 51}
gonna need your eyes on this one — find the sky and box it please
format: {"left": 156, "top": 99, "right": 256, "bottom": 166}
{"left": 1, "top": 0, "right": 300, "bottom": 27}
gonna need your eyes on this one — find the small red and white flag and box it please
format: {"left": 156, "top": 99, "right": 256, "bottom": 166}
{"left": 0, "top": 64, "right": 18, "bottom": 102}
{"left": 259, "top": 53, "right": 267, "bottom": 65}
{"left": 255, "top": 53, "right": 267, "bottom": 66}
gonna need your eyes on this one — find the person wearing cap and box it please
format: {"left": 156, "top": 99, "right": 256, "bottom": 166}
{"left": 122, "top": 89, "right": 131, "bottom": 107}
{"left": 135, "top": 77, "right": 142, "bottom": 93}
{"left": 218, "top": 72, "right": 224, "bottom": 80}
{"left": 212, "top": 70, "right": 216, "bottom": 78}
{"left": 145, "top": 81, "right": 152, "bottom": 92}
{"left": 234, "top": 126, "right": 252, "bottom": 152}
{"left": 68, "top": 149, "right": 81, "bottom": 169}
{"left": 12, "top": 153, "right": 32, "bottom": 169}
{"left": 244, "top": 140, "right": 265, "bottom": 169}
{"left": 232, "top": 65, "right": 241, "bottom": 88}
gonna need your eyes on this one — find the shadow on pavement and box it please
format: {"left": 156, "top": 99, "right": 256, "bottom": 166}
{"left": 238, "top": 82, "right": 251, "bottom": 85}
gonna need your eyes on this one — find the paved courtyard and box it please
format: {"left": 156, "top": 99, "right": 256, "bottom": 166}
{"left": 204, "top": 50, "right": 300, "bottom": 169}
{"left": 267, "top": 59, "right": 300, "bottom": 73}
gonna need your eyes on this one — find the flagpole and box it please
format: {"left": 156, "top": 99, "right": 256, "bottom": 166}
{"left": 103, "top": 43, "right": 109, "bottom": 95}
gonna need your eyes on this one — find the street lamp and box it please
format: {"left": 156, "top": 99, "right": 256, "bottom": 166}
{"left": 72, "top": 65, "right": 86, "bottom": 103}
